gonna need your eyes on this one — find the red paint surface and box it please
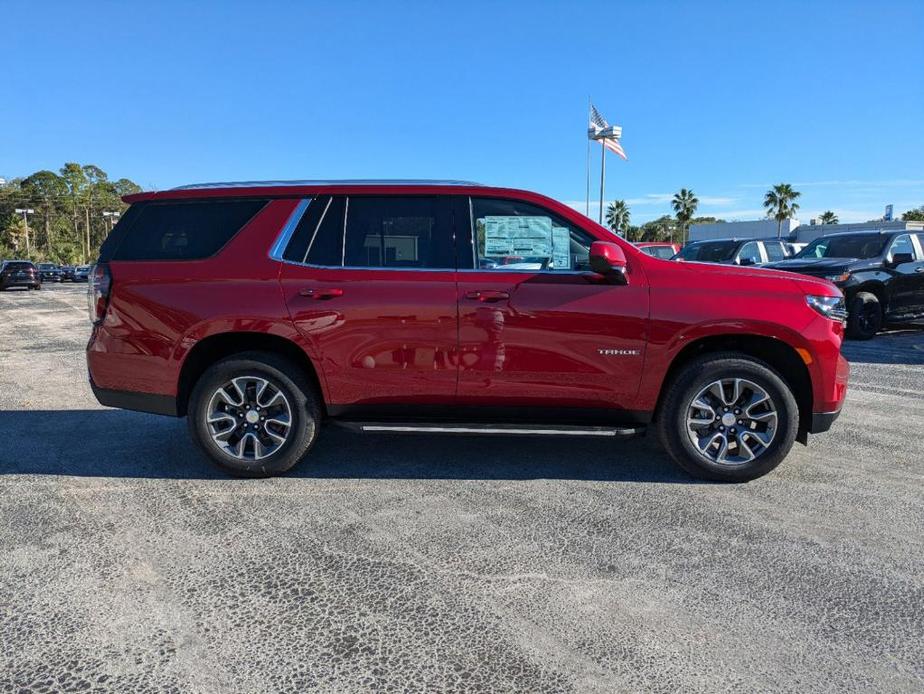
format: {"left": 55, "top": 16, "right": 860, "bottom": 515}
{"left": 88, "top": 183, "right": 848, "bottom": 420}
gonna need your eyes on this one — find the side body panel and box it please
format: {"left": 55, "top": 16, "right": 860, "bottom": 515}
{"left": 87, "top": 199, "right": 301, "bottom": 397}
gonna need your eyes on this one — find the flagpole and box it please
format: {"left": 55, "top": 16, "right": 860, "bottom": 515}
{"left": 599, "top": 140, "right": 606, "bottom": 225}
{"left": 585, "top": 98, "right": 591, "bottom": 216}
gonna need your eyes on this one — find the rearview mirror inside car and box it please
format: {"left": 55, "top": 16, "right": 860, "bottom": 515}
{"left": 589, "top": 241, "right": 628, "bottom": 284}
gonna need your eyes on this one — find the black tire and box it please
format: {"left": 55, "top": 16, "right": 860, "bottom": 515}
{"left": 656, "top": 353, "right": 799, "bottom": 482}
{"left": 187, "top": 351, "right": 321, "bottom": 477}
{"left": 846, "top": 291, "right": 882, "bottom": 340}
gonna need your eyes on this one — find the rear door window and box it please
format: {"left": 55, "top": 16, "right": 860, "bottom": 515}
{"left": 113, "top": 199, "right": 268, "bottom": 260}
{"left": 342, "top": 196, "right": 453, "bottom": 269}
{"left": 764, "top": 241, "right": 787, "bottom": 261}
{"left": 283, "top": 195, "right": 346, "bottom": 266}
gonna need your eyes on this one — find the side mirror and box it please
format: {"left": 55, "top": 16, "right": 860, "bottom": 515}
{"left": 589, "top": 241, "right": 628, "bottom": 284}
{"left": 890, "top": 252, "right": 914, "bottom": 267}
{"left": 738, "top": 257, "right": 756, "bottom": 266}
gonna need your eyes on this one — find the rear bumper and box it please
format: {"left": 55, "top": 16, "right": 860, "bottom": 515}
{"left": 809, "top": 408, "right": 841, "bottom": 434}
{"left": 90, "top": 379, "right": 179, "bottom": 417}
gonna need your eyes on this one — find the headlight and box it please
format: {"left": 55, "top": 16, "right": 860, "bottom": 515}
{"left": 823, "top": 272, "right": 850, "bottom": 283}
{"left": 806, "top": 295, "right": 847, "bottom": 321}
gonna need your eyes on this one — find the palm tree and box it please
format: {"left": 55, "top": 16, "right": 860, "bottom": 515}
{"left": 763, "top": 183, "right": 801, "bottom": 237}
{"left": 671, "top": 189, "right": 698, "bottom": 244}
{"left": 605, "top": 200, "right": 631, "bottom": 237}
{"left": 818, "top": 210, "right": 838, "bottom": 225}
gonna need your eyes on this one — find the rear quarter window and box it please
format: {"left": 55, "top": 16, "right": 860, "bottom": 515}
{"left": 112, "top": 199, "right": 268, "bottom": 261}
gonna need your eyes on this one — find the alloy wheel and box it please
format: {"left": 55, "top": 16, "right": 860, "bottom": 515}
{"left": 685, "top": 378, "right": 778, "bottom": 466}
{"left": 206, "top": 376, "right": 293, "bottom": 461}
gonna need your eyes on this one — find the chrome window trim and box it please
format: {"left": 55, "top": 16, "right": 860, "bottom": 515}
{"left": 268, "top": 198, "right": 312, "bottom": 261}
{"left": 271, "top": 257, "right": 456, "bottom": 273}
{"left": 341, "top": 197, "right": 349, "bottom": 266}
{"left": 468, "top": 196, "right": 477, "bottom": 270}
{"left": 302, "top": 196, "right": 333, "bottom": 264}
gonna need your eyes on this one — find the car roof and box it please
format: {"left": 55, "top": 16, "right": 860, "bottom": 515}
{"left": 812, "top": 230, "right": 898, "bottom": 240}
{"left": 124, "top": 179, "right": 496, "bottom": 203}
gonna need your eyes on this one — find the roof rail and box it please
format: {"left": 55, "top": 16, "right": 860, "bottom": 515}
{"left": 170, "top": 179, "right": 485, "bottom": 191}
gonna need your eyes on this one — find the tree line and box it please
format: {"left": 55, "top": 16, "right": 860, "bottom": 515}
{"left": 604, "top": 183, "right": 923, "bottom": 243}
{"left": 0, "top": 163, "right": 141, "bottom": 264}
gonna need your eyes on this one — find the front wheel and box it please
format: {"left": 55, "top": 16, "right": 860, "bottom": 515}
{"left": 846, "top": 291, "right": 882, "bottom": 340}
{"left": 187, "top": 351, "right": 321, "bottom": 477}
{"left": 656, "top": 353, "right": 799, "bottom": 482}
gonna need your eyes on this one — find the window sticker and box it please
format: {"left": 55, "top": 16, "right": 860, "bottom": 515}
{"left": 483, "top": 216, "right": 553, "bottom": 258}
{"left": 551, "top": 226, "right": 571, "bottom": 270}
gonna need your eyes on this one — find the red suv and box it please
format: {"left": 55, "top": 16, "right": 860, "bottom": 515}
{"left": 87, "top": 181, "right": 849, "bottom": 481}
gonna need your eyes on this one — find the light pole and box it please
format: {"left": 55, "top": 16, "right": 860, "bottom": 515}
{"left": 14, "top": 208, "right": 34, "bottom": 255}
{"left": 102, "top": 211, "right": 120, "bottom": 230}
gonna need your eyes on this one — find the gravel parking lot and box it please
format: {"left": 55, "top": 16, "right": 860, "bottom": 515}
{"left": 1, "top": 283, "right": 922, "bottom": 693}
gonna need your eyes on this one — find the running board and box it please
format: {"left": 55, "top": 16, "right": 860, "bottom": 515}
{"left": 334, "top": 421, "right": 645, "bottom": 438}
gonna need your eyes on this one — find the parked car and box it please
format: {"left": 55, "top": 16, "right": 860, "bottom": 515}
{"left": 635, "top": 241, "right": 681, "bottom": 259}
{"left": 73, "top": 265, "right": 91, "bottom": 282}
{"left": 0, "top": 260, "right": 41, "bottom": 290}
{"left": 87, "top": 180, "right": 848, "bottom": 482}
{"left": 673, "top": 237, "right": 792, "bottom": 266}
{"left": 36, "top": 262, "right": 63, "bottom": 282}
{"left": 764, "top": 230, "right": 924, "bottom": 339}
{"left": 59, "top": 265, "right": 77, "bottom": 281}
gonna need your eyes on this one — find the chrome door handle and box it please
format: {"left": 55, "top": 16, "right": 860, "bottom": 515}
{"left": 915, "top": 267, "right": 924, "bottom": 273}
{"left": 464, "top": 290, "right": 510, "bottom": 302}
{"left": 299, "top": 288, "right": 344, "bottom": 299}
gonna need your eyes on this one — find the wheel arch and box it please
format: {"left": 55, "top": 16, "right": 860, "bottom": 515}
{"left": 176, "top": 331, "right": 325, "bottom": 417}
{"left": 851, "top": 280, "right": 888, "bottom": 309}
{"left": 654, "top": 334, "right": 814, "bottom": 442}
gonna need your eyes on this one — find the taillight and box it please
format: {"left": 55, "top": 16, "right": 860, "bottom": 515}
{"left": 88, "top": 263, "right": 112, "bottom": 324}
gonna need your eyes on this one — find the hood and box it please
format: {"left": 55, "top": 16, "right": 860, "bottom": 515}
{"left": 764, "top": 257, "right": 857, "bottom": 271}
{"left": 670, "top": 258, "right": 839, "bottom": 296}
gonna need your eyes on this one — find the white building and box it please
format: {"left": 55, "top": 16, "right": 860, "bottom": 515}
{"left": 689, "top": 218, "right": 799, "bottom": 241}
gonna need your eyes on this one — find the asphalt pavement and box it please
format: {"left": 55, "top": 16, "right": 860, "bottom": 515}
{"left": 1, "top": 283, "right": 922, "bottom": 693}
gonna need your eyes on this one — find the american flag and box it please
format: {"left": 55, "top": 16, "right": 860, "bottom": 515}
{"left": 589, "top": 103, "right": 628, "bottom": 161}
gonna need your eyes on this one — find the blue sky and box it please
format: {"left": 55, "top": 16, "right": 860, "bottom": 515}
{"left": 2, "top": 0, "right": 923, "bottom": 224}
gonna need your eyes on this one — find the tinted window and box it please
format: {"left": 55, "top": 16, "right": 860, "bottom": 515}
{"left": 282, "top": 195, "right": 346, "bottom": 266}
{"left": 3, "top": 261, "right": 35, "bottom": 271}
{"left": 680, "top": 241, "right": 737, "bottom": 262}
{"left": 343, "top": 196, "right": 452, "bottom": 269}
{"left": 796, "top": 234, "right": 888, "bottom": 260}
{"left": 113, "top": 199, "right": 267, "bottom": 260}
{"left": 764, "top": 241, "right": 786, "bottom": 261}
{"left": 470, "top": 197, "right": 594, "bottom": 271}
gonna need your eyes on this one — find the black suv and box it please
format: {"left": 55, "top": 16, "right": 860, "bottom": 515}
{"left": 765, "top": 230, "right": 924, "bottom": 339}
{"left": 673, "top": 237, "right": 791, "bottom": 266}
{"left": 0, "top": 260, "right": 41, "bottom": 290}
{"left": 36, "top": 263, "right": 63, "bottom": 283}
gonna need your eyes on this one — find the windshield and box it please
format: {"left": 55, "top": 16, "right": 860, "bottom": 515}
{"left": 38, "top": 263, "right": 56, "bottom": 270}
{"left": 678, "top": 241, "right": 737, "bottom": 262}
{"left": 4, "top": 261, "right": 34, "bottom": 270}
{"left": 796, "top": 234, "right": 888, "bottom": 259}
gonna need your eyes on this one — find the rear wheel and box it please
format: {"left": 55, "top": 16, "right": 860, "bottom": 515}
{"left": 656, "top": 353, "right": 799, "bottom": 482}
{"left": 188, "top": 351, "right": 320, "bottom": 477}
{"left": 846, "top": 291, "right": 882, "bottom": 340}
